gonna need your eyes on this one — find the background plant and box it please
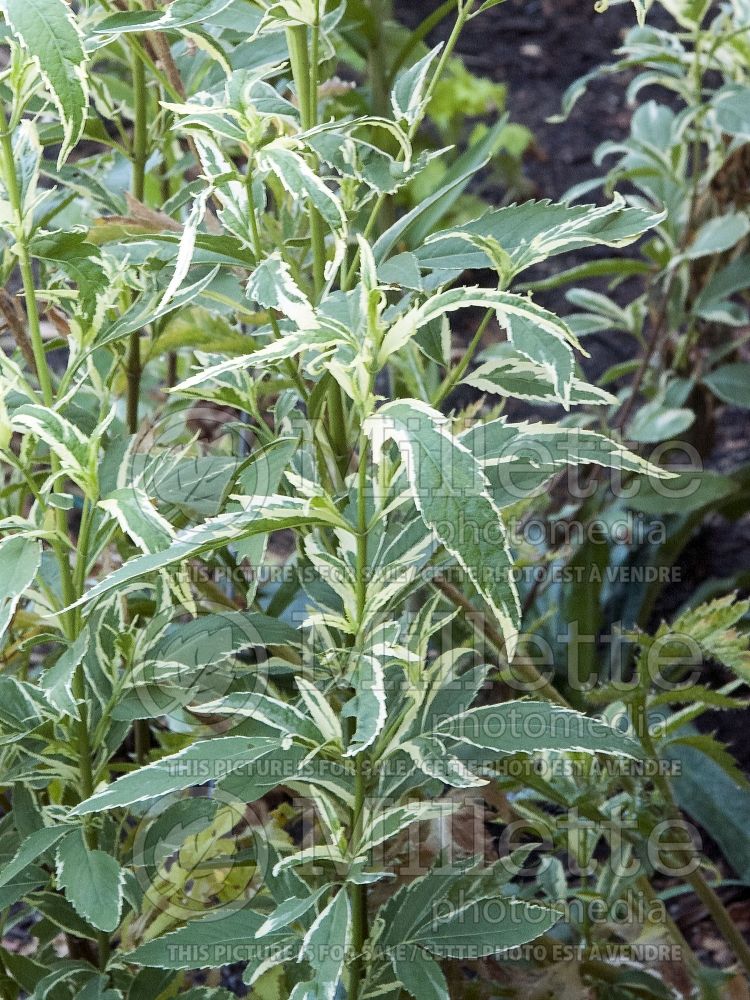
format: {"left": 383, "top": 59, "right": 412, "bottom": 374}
{"left": 0, "top": 1, "right": 749, "bottom": 999}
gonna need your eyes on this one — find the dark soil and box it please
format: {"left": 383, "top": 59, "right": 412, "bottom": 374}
{"left": 396, "top": 0, "right": 640, "bottom": 201}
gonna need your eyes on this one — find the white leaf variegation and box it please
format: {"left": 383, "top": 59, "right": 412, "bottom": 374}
{"left": 464, "top": 354, "right": 617, "bottom": 407}
{"left": 2, "top": 0, "right": 89, "bottom": 165}
{"left": 365, "top": 399, "right": 521, "bottom": 657}
{"left": 391, "top": 44, "right": 443, "bottom": 126}
{"left": 379, "top": 286, "right": 580, "bottom": 404}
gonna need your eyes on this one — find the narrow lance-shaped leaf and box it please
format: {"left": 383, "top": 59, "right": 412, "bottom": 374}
{"left": 379, "top": 287, "right": 579, "bottom": 403}
{"left": 464, "top": 355, "right": 616, "bottom": 407}
{"left": 100, "top": 487, "right": 174, "bottom": 553}
{"left": 414, "top": 898, "right": 561, "bottom": 958}
{"left": 365, "top": 400, "right": 521, "bottom": 657}
{"left": 95, "top": 0, "right": 236, "bottom": 33}
{"left": 297, "top": 889, "right": 351, "bottom": 1000}
{"left": 391, "top": 44, "right": 443, "bottom": 126}
{"left": 71, "top": 496, "right": 344, "bottom": 609}
{"left": 461, "top": 417, "right": 676, "bottom": 478}
{"left": 157, "top": 187, "right": 210, "bottom": 310}
{"left": 389, "top": 945, "right": 449, "bottom": 1000}
{"left": 92, "top": 266, "right": 220, "bottom": 350}
{"left": 56, "top": 829, "right": 124, "bottom": 933}
{"left": 258, "top": 145, "right": 346, "bottom": 231}
{"left": 0, "top": 825, "right": 68, "bottom": 888}
{"left": 343, "top": 654, "right": 387, "bottom": 757}
{"left": 11, "top": 404, "right": 92, "bottom": 491}
{"left": 246, "top": 252, "right": 317, "bottom": 329}
{"left": 2, "top": 0, "right": 89, "bottom": 165}
{"left": 436, "top": 701, "right": 643, "bottom": 758}
{"left": 0, "top": 535, "right": 41, "bottom": 643}
{"left": 415, "top": 196, "right": 665, "bottom": 276}
{"left": 125, "top": 908, "right": 286, "bottom": 969}
{"left": 41, "top": 630, "right": 88, "bottom": 719}
{"left": 174, "top": 326, "right": 343, "bottom": 392}
{"left": 358, "top": 802, "right": 459, "bottom": 854}
{"left": 256, "top": 886, "right": 331, "bottom": 939}
{"left": 72, "top": 736, "right": 284, "bottom": 814}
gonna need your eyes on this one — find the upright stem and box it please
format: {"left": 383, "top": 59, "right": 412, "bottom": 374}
{"left": 343, "top": 0, "right": 476, "bottom": 290}
{"left": 0, "top": 105, "right": 76, "bottom": 624}
{"left": 367, "top": 0, "right": 394, "bottom": 233}
{"left": 286, "top": 22, "right": 326, "bottom": 299}
{"left": 349, "top": 437, "right": 370, "bottom": 1000}
{"left": 127, "top": 45, "right": 148, "bottom": 435}
{"left": 286, "top": 12, "right": 349, "bottom": 469}
{"left": 129, "top": 42, "right": 150, "bottom": 761}
{"left": 632, "top": 694, "right": 750, "bottom": 977}
{"left": 0, "top": 100, "right": 110, "bottom": 971}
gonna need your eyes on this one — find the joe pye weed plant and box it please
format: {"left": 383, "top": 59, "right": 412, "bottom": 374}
{"left": 1, "top": 0, "right": 750, "bottom": 997}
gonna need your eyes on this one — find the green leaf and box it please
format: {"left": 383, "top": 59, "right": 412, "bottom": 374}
{"left": 713, "top": 85, "right": 750, "bottom": 138}
{"left": 628, "top": 402, "right": 695, "bottom": 443}
{"left": 414, "top": 898, "right": 560, "bottom": 958}
{"left": 126, "top": 907, "right": 286, "bottom": 969}
{"left": 56, "top": 829, "right": 124, "bottom": 933}
{"left": 72, "top": 497, "right": 342, "bottom": 609}
{"left": 72, "top": 737, "right": 285, "bottom": 813}
{"left": 391, "top": 44, "right": 442, "bottom": 126}
{"left": 93, "top": 266, "right": 220, "bottom": 350}
{"left": 389, "top": 946, "right": 449, "bottom": 1000}
{"left": 343, "top": 654, "right": 386, "bottom": 757}
{"left": 0, "top": 864, "right": 48, "bottom": 910}
{"left": 41, "top": 630, "right": 88, "bottom": 719}
{"left": 365, "top": 400, "right": 521, "bottom": 656}
{"left": 0, "top": 534, "right": 41, "bottom": 643}
{"left": 381, "top": 287, "right": 578, "bottom": 403}
{"left": 464, "top": 354, "right": 616, "bottom": 407}
{"left": 2, "top": 0, "right": 89, "bottom": 165}
{"left": 625, "top": 469, "right": 737, "bottom": 515}
{"left": 659, "top": 0, "right": 711, "bottom": 26}
{"left": 416, "top": 196, "right": 664, "bottom": 277}
{"left": 0, "top": 825, "right": 68, "bottom": 889}
{"left": 100, "top": 488, "right": 174, "bottom": 553}
{"left": 474, "top": 0, "right": 510, "bottom": 11}
{"left": 436, "top": 701, "right": 643, "bottom": 758}
{"left": 684, "top": 214, "right": 750, "bottom": 260}
{"left": 0, "top": 676, "right": 49, "bottom": 745}
{"left": 95, "top": 0, "right": 235, "bottom": 33}
{"left": 461, "top": 419, "right": 672, "bottom": 510}
{"left": 703, "top": 363, "right": 750, "bottom": 408}
{"left": 174, "top": 326, "right": 342, "bottom": 391}
{"left": 298, "top": 889, "right": 350, "bottom": 998}
{"left": 358, "top": 802, "right": 457, "bottom": 854}
{"left": 404, "top": 120, "right": 512, "bottom": 249}
{"left": 196, "top": 692, "right": 321, "bottom": 742}
{"left": 258, "top": 146, "right": 345, "bottom": 230}
{"left": 669, "top": 739, "right": 750, "bottom": 880}
{"left": 256, "top": 886, "right": 330, "bottom": 938}
{"left": 246, "top": 253, "right": 316, "bottom": 329}
{"left": 11, "top": 404, "right": 92, "bottom": 492}
{"left": 654, "top": 594, "right": 750, "bottom": 680}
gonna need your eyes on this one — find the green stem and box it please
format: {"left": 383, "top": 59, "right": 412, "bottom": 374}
{"left": 386, "top": 0, "right": 459, "bottom": 87}
{"left": 368, "top": 0, "right": 391, "bottom": 114}
{"left": 128, "top": 40, "right": 150, "bottom": 763}
{"left": 633, "top": 696, "right": 750, "bottom": 977}
{"left": 286, "top": 22, "right": 326, "bottom": 299}
{"left": 367, "top": 0, "right": 395, "bottom": 234}
{"left": 349, "top": 437, "right": 370, "bottom": 1000}
{"left": 432, "top": 306, "right": 493, "bottom": 406}
{"left": 287, "top": 10, "right": 348, "bottom": 472}
{"left": 343, "top": 0, "right": 476, "bottom": 290}
{"left": 0, "top": 105, "right": 76, "bottom": 630}
{"left": 126, "top": 45, "right": 148, "bottom": 436}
